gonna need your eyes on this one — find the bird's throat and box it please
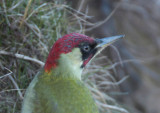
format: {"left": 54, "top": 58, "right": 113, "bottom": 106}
{"left": 44, "top": 48, "right": 83, "bottom": 80}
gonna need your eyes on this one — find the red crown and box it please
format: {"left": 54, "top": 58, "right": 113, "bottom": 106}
{"left": 44, "top": 33, "right": 94, "bottom": 72}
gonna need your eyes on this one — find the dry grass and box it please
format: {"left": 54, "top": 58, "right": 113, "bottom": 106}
{"left": 0, "top": 0, "right": 128, "bottom": 113}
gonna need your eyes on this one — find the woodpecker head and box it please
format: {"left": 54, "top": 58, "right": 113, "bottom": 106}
{"left": 44, "top": 33, "right": 124, "bottom": 78}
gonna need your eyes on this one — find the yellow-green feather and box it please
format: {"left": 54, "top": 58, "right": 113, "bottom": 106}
{"left": 33, "top": 76, "right": 99, "bottom": 113}
{"left": 21, "top": 48, "right": 99, "bottom": 113}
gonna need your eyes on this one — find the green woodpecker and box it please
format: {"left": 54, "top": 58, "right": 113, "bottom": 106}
{"left": 21, "top": 33, "right": 124, "bottom": 113}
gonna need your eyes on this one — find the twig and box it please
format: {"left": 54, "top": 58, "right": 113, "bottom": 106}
{"left": 20, "top": 0, "right": 33, "bottom": 27}
{"left": 82, "top": 5, "right": 89, "bottom": 34}
{"left": 97, "top": 76, "right": 129, "bottom": 86}
{"left": 110, "top": 45, "right": 123, "bottom": 67}
{"left": 0, "top": 89, "right": 25, "bottom": 94}
{"left": 26, "top": 3, "right": 47, "bottom": 21}
{"left": 64, "top": 5, "right": 93, "bottom": 19}
{"left": 0, "top": 69, "right": 12, "bottom": 79}
{"left": 77, "top": 0, "right": 85, "bottom": 12}
{"left": 84, "top": 4, "right": 120, "bottom": 32}
{"left": 0, "top": 50, "right": 44, "bottom": 66}
{"left": 25, "top": 21, "right": 42, "bottom": 39}
{"left": 8, "top": 0, "right": 24, "bottom": 11}
{"left": 4, "top": 67, "right": 24, "bottom": 100}
{"left": 106, "top": 59, "right": 145, "bottom": 70}
{"left": 67, "top": 10, "right": 94, "bottom": 26}
{"left": 96, "top": 101, "right": 129, "bottom": 113}
{"left": 2, "top": 0, "right": 10, "bottom": 26}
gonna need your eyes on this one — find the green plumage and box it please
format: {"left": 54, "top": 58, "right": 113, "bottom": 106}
{"left": 21, "top": 49, "right": 99, "bottom": 113}
{"left": 22, "top": 70, "right": 99, "bottom": 113}
{"left": 37, "top": 74, "right": 98, "bottom": 113}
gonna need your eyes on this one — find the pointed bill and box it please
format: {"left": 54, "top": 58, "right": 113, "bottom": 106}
{"left": 96, "top": 35, "right": 125, "bottom": 48}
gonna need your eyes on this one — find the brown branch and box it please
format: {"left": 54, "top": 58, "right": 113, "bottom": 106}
{"left": 0, "top": 50, "right": 44, "bottom": 66}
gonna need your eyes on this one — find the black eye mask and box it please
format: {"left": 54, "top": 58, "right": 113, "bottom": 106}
{"left": 79, "top": 42, "right": 98, "bottom": 61}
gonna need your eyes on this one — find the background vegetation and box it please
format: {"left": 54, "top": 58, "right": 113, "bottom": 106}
{"left": 0, "top": 0, "right": 128, "bottom": 113}
{"left": 1, "top": 0, "right": 160, "bottom": 113}
{"left": 0, "top": 0, "right": 78, "bottom": 112}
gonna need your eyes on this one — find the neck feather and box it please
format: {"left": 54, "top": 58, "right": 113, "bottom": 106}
{"left": 44, "top": 48, "right": 83, "bottom": 80}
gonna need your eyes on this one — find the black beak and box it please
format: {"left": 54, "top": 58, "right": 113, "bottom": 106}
{"left": 96, "top": 35, "right": 125, "bottom": 48}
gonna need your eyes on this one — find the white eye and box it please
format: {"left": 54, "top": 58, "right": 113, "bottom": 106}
{"left": 83, "top": 45, "right": 90, "bottom": 52}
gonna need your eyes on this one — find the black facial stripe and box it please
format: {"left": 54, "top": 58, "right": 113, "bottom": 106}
{"left": 81, "top": 48, "right": 97, "bottom": 60}
{"left": 79, "top": 41, "right": 97, "bottom": 61}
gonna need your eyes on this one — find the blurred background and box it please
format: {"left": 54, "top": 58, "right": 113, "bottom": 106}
{"left": 0, "top": 0, "right": 160, "bottom": 113}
